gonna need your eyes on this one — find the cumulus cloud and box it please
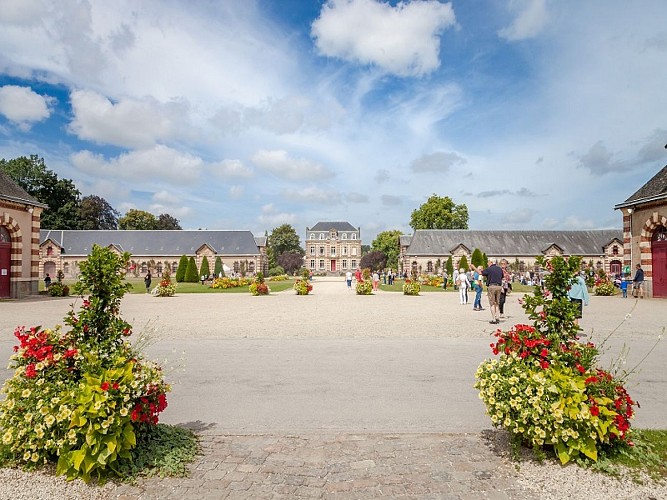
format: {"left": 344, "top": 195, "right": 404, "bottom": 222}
{"left": 636, "top": 128, "right": 667, "bottom": 164}
{"left": 152, "top": 190, "right": 179, "bottom": 204}
{"left": 502, "top": 208, "right": 534, "bottom": 224}
{"left": 68, "top": 90, "right": 189, "bottom": 148}
{"left": 311, "top": 0, "right": 456, "bottom": 77}
{"left": 381, "top": 194, "right": 402, "bottom": 206}
{"left": 210, "top": 159, "right": 253, "bottom": 179}
{"left": 288, "top": 186, "right": 342, "bottom": 205}
{"left": 410, "top": 151, "right": 466, "bottom": 173}
{"left": 70, "top": 145, "right": 202, "bottom": 183}
{"left": 498, "top": 0, "right": 548, "bottom": 41}
{"left": 258, "top": 203, "right": 295, "bottom": 226}
{"left": 148, "top": 203, "right": 192, "bottom": 219}
{"left": 251, "top": 149, "right": 334, "bottom": 181}
{"left": 0, "top": 85, "right": 53, "bottom": 129}
{"left": 577, "top": 141, "right": 623, "bottom": 175}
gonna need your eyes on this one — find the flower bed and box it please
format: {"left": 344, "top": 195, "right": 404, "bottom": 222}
{"left": 0, "top": 245, "right": 170, "bottom": 482}
{"left": 594, "top": 280, "right": 615, "bottom": 296}
{"left": 293, "top": 278, "right": 312, "bottom": 295}
{"left": 249, "top": 273, "right": 269, "bottom": 296}
{"left": 153, "top": 271, "right": 177, "bottom": 297}
{"left": 211, "top": 277, "right": 250, "bottom": 289}
{"left": 474, "top": 255, "right": 637, "bottom": 465}
{"left": 402, "top": 279, "right": 421, "bottom": 295}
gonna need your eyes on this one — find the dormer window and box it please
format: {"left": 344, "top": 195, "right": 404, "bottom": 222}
{"left": 319, "top": 234, "right": 325, "bottom": 240}
{"left": 310, "top": 233, "right": 315, "bottom": 240}
{"left": 46, "top": 246, "right": 53, "bottom": 256}
{"left": 342, "top": 233, "right": 348, "bottom": 240}
{"left": 612, "top": 245, "right": 619, "bottom": 256}
{"left": 351, "top": 234, "right": 357, "bottom": 240}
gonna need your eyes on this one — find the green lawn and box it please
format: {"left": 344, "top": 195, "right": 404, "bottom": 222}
{"left": 380, "top": 281, "right": 535, "bottom": 294}
{"left": 43, "top": 278, "right": 296, "bottom": 294}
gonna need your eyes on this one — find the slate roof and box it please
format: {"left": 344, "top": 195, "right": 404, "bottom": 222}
{"left": 308, "top": 221, "right": 358, "bottom": 232}
{"left": 402, "top": 230, "right": 622, "bottom": 257}
{"left": 40, "top": 230, "right": 261, "bottom": 256}
{"left": 615, "top": 165, "right": 667, "bottom": 209}
{"left": 0, "top": 170, "right": 46, "bottom": 207}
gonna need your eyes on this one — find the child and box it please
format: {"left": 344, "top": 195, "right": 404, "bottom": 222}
{"left": 620, "top": 274, "right": 629, "bottom": 298}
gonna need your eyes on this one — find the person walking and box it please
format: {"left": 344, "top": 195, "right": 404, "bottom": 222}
{"left": 442, "top": 270, "right": 448, "bottom": 290}
{"left": 346, "top": 270, "right": 352, "bottom": 289}
{"left": 453, "top": 268, "right": 459, "bottom": 291}
{"left": 482, "top": 260, "right": 503, "bottom": 324}
{"left": 456, "top": 268, "right": 469, "bottom": 304}
{"left": 568, "top": 271, "right": 590, "bottom": 327}
{"left": 632, "top": 263, "right": 644, "bottom": 298}
{"left": 498, "top": 260, "right": 511, "bottom": 317}
{"left": 372, "top": 270, "right": 380, "bottom": 291}
{"left": 144, "top": 270, "right": 152, "bottom": 294}
{"left": 470, "top": 265, "right": 484, "bottom": 311}
{"left": 44, "top": 273, "right": 52, "bottom": 290}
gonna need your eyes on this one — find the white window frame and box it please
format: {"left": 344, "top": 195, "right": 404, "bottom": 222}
{"left": 351, "top": 259, "right": 357, "bottom": 269}
{"left": 351, "top": 234, "right": 357, "bottom": 240}
{"left": 342, "top": 233, "right": 348, "bottom": 240}
{"left": 310, "top": 246, "right": 315, "bottom": 255}
{"left": 310, "top": 259, "right": 315, "bottom": 269}
{"left": 319, "top": 259, "right": 325, "bottom": 270}
{"left": 351, "top": 247, "right": 357, "bottom": 256}
{"left": 342, "top": 259, "right": 348, "bottom": 269}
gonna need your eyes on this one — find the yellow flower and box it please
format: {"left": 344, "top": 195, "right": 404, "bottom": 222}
{"left": 31, "top": 452, "right": 39, "bottom": 462}
{"left": 23, "top": 451, "right": 31, "bottom": 461}
{"left": 21, "top": 389, "right": 31, "bottom": 398}
{"left": 24, "top": 412, "right": 33, "bottom": 423}
{"left": 2, "top": 430, "right": 12, "bottom": 445}
{"left": 45, "top": 415, "right": 55, "bottom": 427}
{"left": 120, "top": 408, "right": 128, "bottom": 417}
{"left": 4, "top": 399, "right": 14, "bottom": 410}
{"left": 39, "top": 406, "right": 49, "bottom": 416}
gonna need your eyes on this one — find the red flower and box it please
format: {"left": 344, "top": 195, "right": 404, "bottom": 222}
{"left": 590, "top": 405, "right": 600, "bottom": 416}
{"left": 25, "top": 364, "right": 37, "bottom": 379}
{"left": 112, "top": 383, "right": 120, "bottom": 390}
{"left": 540, "top": 348, "right": 548, "bottom": 358}
{"left": 101, "top": 382, "right": 110, "bottom": 391}
{"left": 540, "top": 360, "right": 549, "bottom": 369}
{"left": 585, "top": 376, "right": 599, "bottom": 384}
{"left": 576, "top": 363, "right": 586, "bottom": 374}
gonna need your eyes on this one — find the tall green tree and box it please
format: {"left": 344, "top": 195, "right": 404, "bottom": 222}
{"left": 0, "top": 155, "right": 81, "bottom": 229}
{"left": 268, "top": 224, "right": 303, "bottom": 262}
{"left": 78, "top": 195, "right": 119, "bottom": 230}
{"left": 409, "top": 194, "right": 468, "bottom": 230}
{"left": 446, "top": 256, "right": 454, "bottom": 277}
{"left": 175, "top": 255, "right": 188, "bottom": 282}
{"left": 199, "top": 256, "right": 210, "bottom": 278}
{"left": 371, "top": 230, "right": 402, "bottom": 270}
{"left": 482, "top": 253, "right": 489, "bottom": 268}
{"left": 471, "top": 248, "right": 483, "bottom": 268}
{"left": 118, "top": 209, "right": 158, "bottom": 230}
{"left": 184, "top": 257, "right": 199, "bottom": 283}
{"left": 214, "top": 256, "right": 223, "bottom": 277}
{"left": 458, "top": 255, "right": 469, "bottom": 272}
{"left": 156, "top": 213, "right": 181, "bottom": 230}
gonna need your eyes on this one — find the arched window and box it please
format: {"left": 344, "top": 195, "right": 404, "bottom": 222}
{"left": 426, "top": 261, "right": 433, "bottom": 273}
{"left": 612, "top": 245, "right": 619, "bottom": 256}
{"left": 46, "top": 246, "right": 53, "bottom": 256}
{"left": 156, "top": 263, "right": 163, "bottom": 274}
{"left": 249, "top": 262, "right": 255, "bottom": 273}
{"left": 0, "top": 227, "right": 9, "bottom": 242}
{"left": 310, "top": 233, "right": 315, "bottom": 240}
{"left": 342, "top": 233, "right": 348, "bottom": 240}
{"left": 234, "top": 261, "right": 240, "bottom": 273}
{"left": 351, "top": 234, "right": 357, "bottom": 240}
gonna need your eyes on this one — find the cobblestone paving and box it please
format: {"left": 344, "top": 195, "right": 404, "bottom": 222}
{"left": 114, "top": 432, "right": 537, "bottom": 499}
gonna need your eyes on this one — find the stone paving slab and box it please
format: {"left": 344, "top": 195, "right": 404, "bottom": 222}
{"left": 113, "top": 432, "right": 537, "bottom": 499}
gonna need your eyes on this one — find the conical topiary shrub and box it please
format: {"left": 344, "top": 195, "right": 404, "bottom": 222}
{"left": 200, "top": 256, "right": 210, "bottom": 278}
{"left": 175, "top": 254, "right": 188, "bottom": 282}
{"left": 185, "top": 257, "right": 199, "bottom": 283}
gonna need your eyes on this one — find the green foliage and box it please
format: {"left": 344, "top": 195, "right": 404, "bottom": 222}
{"left": 471, "top": 248, "right": 483, "bottom": 267}
{"left": 199, "top": 256, "right": 210, "bottom": 278}
{"left": 153, "top": 271, "right": 176, "bottom": 297}
{"left": 184, "top": 257, "right": 199, "bottom": 283}
{"left": 175, "top": 255, "right": 188, "bottom": 283}
{"left": 409, "top": 194, "right": 468, "bottom": 230}
{"left": 1, "top": 155, "right": 81, "bottom": 230}
{"left": 155, "top": 213, "right": 181, "bottom": 230}
{"left": 268, "top": 266, "right": 285, "bottom": 277}
{"left": 77, "top": 195, "right": 119, "bottom": 230}
{"left": 595, "top": 281, "right": 615, "bottom": 296}
{"left": 458, "top": 255, "right": 468, "bottom": 272}
{"left": 355, "top": 280, "right": 373, "bottom": 295}
{"left": 214, "top": 257, "right": 222, "bottom": 277}
{"left": 48, "top": 281, "right": 69, "bottom": 297}
{"left": 402, "top": 280, "right": 421, "bottom": 295}
{"left": 482, "top": 253, "right": 489, "bottom": 268}
{"left": 249, "top": 273, "right": 269, "bottom": 295}
{"left": 371, "top": 230, "right": 402, "bottom": 270}
{"left": 475, "top": 255, "right": 638, "bottom": 466}
{"left": 0, "top": 245, "right": 170, "bottom": 483}
{"left": 293, "top": 279, "right": 312, "bottom": 295}
{"left": 118, "top": 209, "right": 158, "bottom": 230}
{"left": 446, "top": 256, "right": 454, "bottom": 277}
{"left": 268, "top": 224, "right": 303, "bottom": 266}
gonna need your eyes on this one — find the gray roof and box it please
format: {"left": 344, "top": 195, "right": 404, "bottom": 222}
{"left": 308, "top": 221, "right": 358, "bottom": 232}
{"left": 403, "top": 230, "right": 622, "bottom": 257}
{"left": 615, "top": 165, "right": 667, "bottom": 209}
{"left": 0, "top": 170, "right": 45, "bottom": 207}
{"left": 40, "top": 230, "right": 261, "bottom": 256}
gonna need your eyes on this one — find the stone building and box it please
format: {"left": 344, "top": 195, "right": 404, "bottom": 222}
{"left": 0, "top": 171, "right": 46, "bottom": 298}
{"left": 399, "top": 229, "right": 623, "bottom": 276}
{"left": 39, "top": 230, "right": 267, "bottom": 279}
{"left": 615, "top": 165, "right": 667, "bottom": 298}
{"left": 305, "top": 222, "right": 362, "bottom": 275}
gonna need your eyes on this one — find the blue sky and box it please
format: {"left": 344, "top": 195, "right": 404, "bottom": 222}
{"left": 0, "top": 0, "right": 665, "bottom": 243}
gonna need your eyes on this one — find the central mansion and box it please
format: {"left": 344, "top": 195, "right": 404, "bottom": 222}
{"left": 305, "top": 222, "right": 362, "bottom": 274}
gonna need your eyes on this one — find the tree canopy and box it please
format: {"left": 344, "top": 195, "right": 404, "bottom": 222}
{"left": 78, "top": 195, "right": 119, "bottom": 230}
{"left": 409, "top": 194, "right": 468, "bottom": 230}
{"left": 277, "top": 251, "right": 304, "bottom": 275}
{"left": 156, "top": 213, "right": 182, "bottom": 230}
{"left": 268, "top": 224, "right": 303, "bottom": 263}
{"left": 359, "top": 250, "right": 387, "bottom": 271}
{"left": 118, "top": 209, "right": 158, "bottom": 230}
{"left": 371, "top": 230, "right": 402, "bottom": 270}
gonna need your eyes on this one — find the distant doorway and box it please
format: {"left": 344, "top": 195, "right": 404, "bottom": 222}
{"left": 330, "top": 260, "right": 336, "bottom": 272}
{"left": 0, "top": 227, "right": 10, "bottom": 298}
{"left": 652, "top": 227, "right": 667, "bottom": 298}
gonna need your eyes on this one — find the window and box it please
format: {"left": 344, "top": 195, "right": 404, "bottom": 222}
{"left": 156, "top": 263, "right": 163, "bottom": 274}
{"left": 310, "top": 233, "right": 315, "bottom": 240}
{"left": 342, "top": 259, "right": 347, "bottom": 269}
{"left": 249, "top": 262, "right": 255, "bottom": 273}
{"left": 351, "top": 247, "right": 357, "bottom": 256}
{"left": 342, "top": 233, "right": 348, "bottom": 240}
{"left": 46, "top": 246, "right": 53, "bottom": 256}
{"left": 427, "top": 261, "right": 433, "bottom": 273}
{"left": 343, "top": 246, "right": 347, "bottom": 255}
{"left": 319, "top": 246, "right": 325, "bottom": 255}
{"left": 351, "top": 234, "right": 357, "bottom": 240}
{"left": 310, "top": 260, "right": 315, "bottom": 269}
{"left": 612, "top": 245, "right": 619, "bottom": 256}
{"left": 319, "top": 234, "right": 325, "bottom": 240}
{"left": 351, "top": 259, "right": 357, "bottom": 269}
{"left": 310, "top": 246, "right": 315, "bottom": 255}
{"left": 319, "top": 260, "right": 325, "bottom": 269}
{"left": 234, "top": 261, "right": 240, "bottom": 273}
{"left": 330, "top": 247, "right": 336, "bottom": 256}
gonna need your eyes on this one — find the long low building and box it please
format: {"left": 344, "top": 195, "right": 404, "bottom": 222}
{"left": 399, "top": 229, "right": 623, "bottom": 275}
{"left": 40, "top": 230, "right": 268, "bottom": 279}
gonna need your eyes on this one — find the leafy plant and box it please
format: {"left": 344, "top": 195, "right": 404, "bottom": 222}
{"left": 48, "top": 281, "right": 69, "bottom": 297}
{"left": 184, "top": 257, "right": 198, "bottom": 283}
{"left": 402, "top": 279, "right": 421, "bottom": 295}
{"left": 175, "top": 255, "right": 188, "bottom": 283}
{"left": 355, "top": 280, "right": 373, "bottom": 295}
{"left": 595, "top": 280, "right": 615, "bottom": 296}
{"left": 153, "top": 271, "right": 176, "bottom": 297}
{"left": 199, "top": 256, "right": 210, "bottom": 279}
{"left": 249, "top": 272, "right": 269, "bottom": 295}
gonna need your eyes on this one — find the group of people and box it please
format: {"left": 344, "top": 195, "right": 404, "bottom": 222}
{"left": 451, "top": 261, "right": 512, "bottom": 324}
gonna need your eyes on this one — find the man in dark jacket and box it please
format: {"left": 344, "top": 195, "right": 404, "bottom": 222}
{"left": 482, "top": 260, "right": 504, "bottom": 324}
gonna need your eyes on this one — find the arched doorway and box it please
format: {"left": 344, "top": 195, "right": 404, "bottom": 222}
{"left": 651, "top": 226, "right": 667, "bottom": 298}
{"left": 44, "top": 261, "right": 56, "bottom": 283}
{"left": 609, "top": 259, "right": 622, "bottom": 277}
{"left": 0, "top": 226, "right": 10, "bottom": 297}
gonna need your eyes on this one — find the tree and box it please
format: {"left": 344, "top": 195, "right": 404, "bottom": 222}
{"left": 371, "top": 230, "right": 402, "bottom": 270}
{"left": 360, "top": 250, "right": 387, "bottom": 271}
{"left": 268, "top": 224, "right": 303, "bottom": 262}
{"left": 458, "top": 255, "right": 469, "bottom": 272}
{"left": 446, "top": 256, "right": 454, "bottom": 277}
{"left": 78, "top": 195, "right": 119, "bottom": 230}
{"left": 482, "top": 253, "right": 489, "bottom": 268}
{"left": 214, "top": 256, "right": 223, "bottom": 277}
{"left": 184, "top": 257, "right": 199, "bottom": 283}
{"left": 471, "top": 248, "right": 483, "bottom": 268}
{"left": 277, "top": 252, "right": 305, "bottom": 275}
{"left": 175, "top": 255, "right": 188, "bottom": 282}
{"left": 409, "top": 194, "right": 468, "bottom": 230}
{"left": 118, "top": 209, "right": 158, "bottom": 230}
{"left": 156, "top": 213, "right": 181, "bottom": 230}
{"left": 1, "top": 155, "right": 82, "bottom": 229}
{"left": 199, "top": 256, "right": 210, "bottom": 278}
{"left": 361, "top": 245, "right": 371, "bottom": 255}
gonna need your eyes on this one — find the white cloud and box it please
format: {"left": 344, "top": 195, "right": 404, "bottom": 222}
{"left": 287, "top": 186, "right": 341, "bottom": 205}
{"left": 68, "top": 90, "right": 189, "bottom": 148}
{"left": 70, "top": 145, "right": 203, "bottom": 183}
{"left": 258, "top": 203, "right": 295, "bottom": 226}
{"left": 251, "top": 149, "right": 334, "bottom": 181}
{"left": 502, "top": 208, "right": 534, "bottom": 224}
{"left": 0, "top": 85, "right": 53, "bottom": 128}
{"left": 229, "top": 186, "right": 244, "bottom": 200}
{"left": 148, "top": 203, "right": 191, "bottom": 219}
{"left": 209, "top": 159, "right": 253, "bottom": 179}
{"left": 498, "top": 0, "right": 548, "bottom": 41}
{"left": 312, "top": 0, "right": 456, "bottom": 76}
{"left": 152, "top": 190, "right": 178, "bottom": 204}
{"left": 0, "top": 0, "right": 44, "bottom": 26}
{"left": 577, "top": 141, "right": 623, "bottom": 175}
{"left": 411, "top": 151, "right": 466, "bottom": 173}
{"left": 381, "top": 194, "right": 402, "bottom": 206}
